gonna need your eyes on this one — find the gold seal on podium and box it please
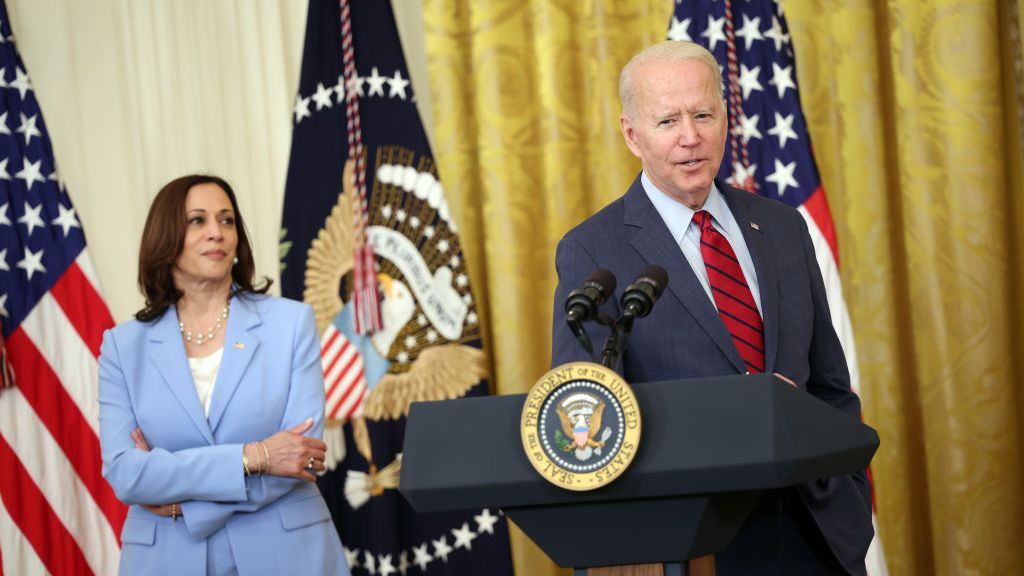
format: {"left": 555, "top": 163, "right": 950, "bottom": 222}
{"left": 520, "top": 362, "right": 642, "bottom": 491}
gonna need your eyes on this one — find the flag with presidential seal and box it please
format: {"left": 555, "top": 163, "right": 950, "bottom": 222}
{"left": 280, "top": 1, "right": 513, "bottom": 574}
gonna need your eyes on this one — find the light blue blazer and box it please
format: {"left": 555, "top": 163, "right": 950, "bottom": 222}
{"left": 99, "top": 294, "right": 348, "bottom": 575}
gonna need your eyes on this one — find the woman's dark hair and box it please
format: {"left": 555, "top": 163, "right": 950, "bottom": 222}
{"left": 135, "top": 174, "right": 271, "bottom": 322}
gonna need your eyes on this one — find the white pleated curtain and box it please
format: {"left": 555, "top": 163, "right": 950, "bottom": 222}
{"left": 5, "top": 0, "right": 430, "bottom": 323}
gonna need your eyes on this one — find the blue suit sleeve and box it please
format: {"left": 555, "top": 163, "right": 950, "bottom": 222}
{"left": 99, "top": 330, "right": 249, "bottom": 506}
{"left": 179, "top": 304, "right": 327, "bottom": 539}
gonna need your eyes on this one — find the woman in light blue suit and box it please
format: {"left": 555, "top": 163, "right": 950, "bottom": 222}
{"left": 98, "top": 175, "right": 349, "bottom": 575}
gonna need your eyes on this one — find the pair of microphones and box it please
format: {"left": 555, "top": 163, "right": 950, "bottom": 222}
{"left": 564, "top": 266, "right": 668, "bottom": 365}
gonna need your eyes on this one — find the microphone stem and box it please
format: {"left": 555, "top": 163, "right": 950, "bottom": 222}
{"left": 601, "top": 315, "right": 635, "bottom": 372}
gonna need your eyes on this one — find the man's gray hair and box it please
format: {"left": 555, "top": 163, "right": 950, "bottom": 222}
{"left": 619, "top": 41, "right": 723, "bottom": 119}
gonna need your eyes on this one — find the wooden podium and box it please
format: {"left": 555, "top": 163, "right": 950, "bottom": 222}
{"left": 399, "top": 374, "right": 878, "bottom": 575}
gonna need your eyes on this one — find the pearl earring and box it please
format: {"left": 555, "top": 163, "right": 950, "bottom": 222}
{"left": 233, "top": 256, "right": 239, "bottom": 265}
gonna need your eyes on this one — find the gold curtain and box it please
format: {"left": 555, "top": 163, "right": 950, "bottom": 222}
{"left": 422, "top": 0, "right": 1024, "bottom": 575}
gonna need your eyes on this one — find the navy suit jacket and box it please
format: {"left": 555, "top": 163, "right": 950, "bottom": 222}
{"left": 99, "top": 295, "right": 347, "bottom": 575}
{"left": 551, "top": 177, "right": 873, "bottom": 575}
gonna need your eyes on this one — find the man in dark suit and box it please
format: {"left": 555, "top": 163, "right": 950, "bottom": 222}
{"left": 551, "top": 41, "right": 873, "bottom": 575}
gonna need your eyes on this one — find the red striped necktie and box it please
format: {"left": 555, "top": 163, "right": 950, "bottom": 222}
{"left": 693, "top": 210, "right": 765, "bottom": 373}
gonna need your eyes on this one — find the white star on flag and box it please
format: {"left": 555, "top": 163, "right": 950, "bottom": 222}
{"left": 0, "top": 202, "right": 9, "bottom": 225}
{"left": 701, "top": 15, "right": 726, "bottom": 51}
{"left": 377, "top": 553, "right": 396, "bottom": 576}
{"left": 311, "top": 82, "right": 334, "bottom": 110}
{"left": 9, "top": 66, "right": 31, "bottom": 99}
{"left": 764, "top": 16, "right": 790, "bottom": 51}
{"left": 765, "top": 158, "right": 799, "bottom": 196}
{"left": 411, "top": 544, "right": 432, "bottom": 571}
{"left": 451, "top": 522, "right": 478, "bottom": 550}
{"left": 17, "top": 200, "right": 44, "bottom": 235}
{"left": 366, "top": 67, "right": 387, "bottom": 97}
{"left": 768, "top": 112, "right": 799, "bottom": 149}
{"left": 346, "top": 73, "right": 364, "bottom": 97}
{"left": 15, "top": 157, "right": 45, "bottom": 190}
{"left": 0, "top": 111, "right": 9, "bottom": 135}
{"left": 0, "top": 158, "right": 9, "bottom": 181}
{"left": 769, "top": 62, "right": 796, "bottom": 98}
{"left": 363, "top": 550, "right": 376, "bottom": 574}
{"left": 15, "top": 112, "right": 40, "bottom": 144}
{"left": 735, "top": 14, "right": 764, "bottom": 50}
{"left": 474, "top": 509, "right": 500, "bottom": 534}
{"left": 0, "top": 293, "right": 7, "bottom": 317}
{"left": 52, "top": 204, "right": 80, "bottom": 237}
{"left": 734, "top": 113, "right": 762, "bottom": 144}
{"left": 738, "top": 64, "right": 763, "bottom": 99}
{"left": 16, "top": 246, "right": 46, "bottom": 280}
{"left": 293, "top": 94, "right": 311, "bottom": 123}
{"left": 730, "top": 160, "right": 758, "bottom": 187}
{"left": 343, "top": 547, "right": 360, "bottom": 569}
{"left": 667, "top": 17, "right": 692, "bottom": 41}
{"left": 387, "top": 70, "right": 410, "bottom": 100}
{"left": 432, "top": 536, "right": 453, "bottom": 562}
{"left": 0, "top": 247, "right": 9, "bottom": 271}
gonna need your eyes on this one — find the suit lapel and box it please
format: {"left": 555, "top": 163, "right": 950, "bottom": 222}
{"left": 206, "top": 296, "right": 261, "bottom": 434}
{"left": 148, "top": 308, "right": 215, "bottom": 445}
{"left": 720, "top": 183, "right": 780, "bottom": 373}
{"left": 624, "top": 179, "right": 746, "bottom": 373}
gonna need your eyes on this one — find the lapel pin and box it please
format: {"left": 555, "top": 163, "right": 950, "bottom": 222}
{"left": 233, "top": 341, "right": 245, "bottom": 350}
{"left": 750, "top": 222, "right": 760, "bottom": 231}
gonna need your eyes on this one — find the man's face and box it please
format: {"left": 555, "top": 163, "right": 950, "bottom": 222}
{"left": 620, "top": 59, "right": 728, "bottom": 207}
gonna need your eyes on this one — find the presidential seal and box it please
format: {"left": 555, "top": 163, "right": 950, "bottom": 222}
{"left": 520, "top": 362, "right": 641, "bottom": 491}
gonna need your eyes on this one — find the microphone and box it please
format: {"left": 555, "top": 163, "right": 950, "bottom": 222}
{"left": 565, "top": 269, "right": 617, "bottom": 323}
{"left": 620, "top": 265, "right": 668, "bottom": 319}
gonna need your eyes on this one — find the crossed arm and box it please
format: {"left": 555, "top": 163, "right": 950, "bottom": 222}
{"left": 99, "top": 306, "right": 330, "bottom": 539}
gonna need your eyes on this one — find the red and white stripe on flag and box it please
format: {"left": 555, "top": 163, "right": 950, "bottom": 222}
{"left": 320, "top": 323, "right": 368, "bottom": 422}
{"left": 0, "top": 252, "right": 126, "bottom": 576}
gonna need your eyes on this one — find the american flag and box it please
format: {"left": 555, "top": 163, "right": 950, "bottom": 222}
{"left": 0, "top": 3, "right": 125, "bottom": 575}
{"left": 668, "top": 1, "right": 888, "bottom": 574}
{"left": 280, "top": 1, "right": 514, "bottom": 574}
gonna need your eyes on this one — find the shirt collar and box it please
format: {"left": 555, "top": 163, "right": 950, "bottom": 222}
{"left": 640, "top": 172, "right": 730, "bottom": 242}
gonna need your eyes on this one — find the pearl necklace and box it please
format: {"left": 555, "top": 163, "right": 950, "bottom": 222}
{"left": 179, "top": 304, "right": 229, "bottom": 346}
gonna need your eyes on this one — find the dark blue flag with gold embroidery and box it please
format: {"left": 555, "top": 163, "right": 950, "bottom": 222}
{"left": 280, "top": 1, "right": 514, "bottom": 574}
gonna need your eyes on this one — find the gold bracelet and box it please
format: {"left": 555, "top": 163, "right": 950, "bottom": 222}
{"left": 242, "top": 447, "right": 253, "bottom": 477}
{"left": 257, "top": 441, "right": 271, "bottom": 475}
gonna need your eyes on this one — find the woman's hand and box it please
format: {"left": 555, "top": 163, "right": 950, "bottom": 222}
{"left": 131, "top": 427, "right": 150, "bottom": 451}
{"left": 257, "top": 419, "right": 327, "bottom": 482}
{"left": 143, "top": 503, "right": 179, "bottom": 518}
{"left": 130, "top": 428, "right": 181, "bottom": 517}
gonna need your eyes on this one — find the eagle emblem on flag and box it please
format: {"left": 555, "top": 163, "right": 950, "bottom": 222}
{"left": 303, "top": 151, "right": 486, "bottom": 509}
